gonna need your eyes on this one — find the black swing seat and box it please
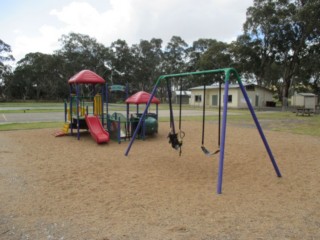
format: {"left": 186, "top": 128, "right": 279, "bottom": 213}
{"left": 168, "top": 132, "right": 182, "bottom": 150}
{"left": 201, "top": 145, "right": 220, "bottom": 156}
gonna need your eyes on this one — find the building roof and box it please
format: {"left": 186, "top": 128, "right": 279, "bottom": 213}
{"left": 125, "top": 91, "right": 160, "bottom": 105}
{"left": 189, "top": 83, "right": 272, "bottom": 92}
{"left": 68, "top": 70, "right": 105, "bottom": 84}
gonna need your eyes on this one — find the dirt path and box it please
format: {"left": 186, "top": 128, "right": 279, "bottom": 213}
{"left": 1, "top": 122, "right": 320, "bottom": 239}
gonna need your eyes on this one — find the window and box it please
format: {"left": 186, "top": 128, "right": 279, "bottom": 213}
{"left": 228, "top": 95, "right": 232, "bottom": 103}
{"left": 195, "top": 95, "right": 202, "bottom": 102}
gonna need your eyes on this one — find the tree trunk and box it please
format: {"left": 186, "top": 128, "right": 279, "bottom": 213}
{"left": 281, "top": 78, "right": 290, "bottom": 111}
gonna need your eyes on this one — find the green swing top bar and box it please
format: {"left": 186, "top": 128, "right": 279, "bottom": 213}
{"left": 155, "top": 67, "right": 240, "bottom": 84}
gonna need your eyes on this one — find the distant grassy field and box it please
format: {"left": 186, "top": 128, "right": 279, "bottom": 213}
{"left": 1, "top": 102, "right": 319, "bottom": 137}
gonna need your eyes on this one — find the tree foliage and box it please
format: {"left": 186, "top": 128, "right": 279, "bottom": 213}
{"left": 0, "top": 39, "right": 15, "bottom": 100}
{"left": 1, "top": 1, "right": 319, "bottom": 105}
{"left": 6, "top": 53, "right": 68, "bottom": 100}
{"left": 239, "top": 0, "right": 320, "bottom": 105}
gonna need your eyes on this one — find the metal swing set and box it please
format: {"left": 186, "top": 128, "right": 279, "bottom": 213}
{"left": 124, "top": 68, "right": 282, "bottom": 194}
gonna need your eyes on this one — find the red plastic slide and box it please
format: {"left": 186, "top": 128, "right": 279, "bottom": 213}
{"left": 85, "top": 115, "right": 110, "bottom": 144}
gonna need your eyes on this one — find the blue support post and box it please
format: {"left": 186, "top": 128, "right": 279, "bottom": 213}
{"left": 217, "top": 79, "right": 229, "bottom": 194}
{"left": 126, "top": 103, "right": 130, "bottom": 139}
{"left": 69, "top": 85, "right": 73, "bottom": 135}
{"left": 238, "top": 81, "right": 282, "bottom": 177}
{"left": 76, "top": 84, "right": 80, "bottom": 140}
{"left": 105, "top": 83, "right": 109, "bottom": 130}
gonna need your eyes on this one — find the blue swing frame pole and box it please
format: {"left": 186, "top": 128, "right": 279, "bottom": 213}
{"left": 238, "top": 80, "right": 282, "bottom": 178}
{"left": 69, "top": 85, "right": 73, "bottom": 135}
{"left": 217, "top": 76, "right": 230, "bottom": 194}
{"left": 76, "top": 84, "right": 80, "bottom": 140}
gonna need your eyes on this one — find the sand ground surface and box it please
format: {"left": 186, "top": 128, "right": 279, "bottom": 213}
{"left": 0, "top": 121, "right": 320, "bottom": 240}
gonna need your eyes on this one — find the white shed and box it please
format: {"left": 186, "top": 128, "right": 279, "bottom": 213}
{"left": 291, "top": 93, "right": 318, "bottom": 111}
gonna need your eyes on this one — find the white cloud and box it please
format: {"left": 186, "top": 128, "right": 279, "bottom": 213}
{"left": 13, "top": 26, "right": 61, "bottom": 60}
{"left": 9, "top": 0, "right": 253, "bottom": 62}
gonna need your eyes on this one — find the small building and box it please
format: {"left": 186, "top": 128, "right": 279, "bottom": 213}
{"left": 171, "top": 90, "right": 191, "bottom": 104}
{"left": 291, "top": 93, "right": 318, "bottom": 111}
{"left": 189, "top": 83, "right": 275, "bottom": 108}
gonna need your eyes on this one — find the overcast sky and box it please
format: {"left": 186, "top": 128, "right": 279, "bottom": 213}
{"left": 1, "top": 0, "right": 253, "bottom": 62}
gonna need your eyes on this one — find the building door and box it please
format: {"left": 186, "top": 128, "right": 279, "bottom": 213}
{"left": 255, "top": 95, "right": 259, "bottom": 107}
{"left": 212, "top": 95, "right": 218, "bottom": 106}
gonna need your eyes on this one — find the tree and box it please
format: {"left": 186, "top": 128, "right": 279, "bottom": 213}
{"left": 186, "top": 39, "right": 232, "bottom": 87}
{"left": 56, "top": 32, "right": 109, "bottom": 79}
{"left": 107, "top": 39, "right": 133, "bottom": 86}
{"left": 0, "top": 39, "right": 15, "bottom": 100}
{"left": 241, "top": 0, "right": 320, "bottom": 108}
{"left": 8, "top": 53, "right": 68, "bottom": 100}
{"left": 0, "top": 39, "right": 14, "bottom": 64}
{"left": 163, "top": 36, "right": 188, "bottom": 74}
{"left": 130, "top": 38, "right": 163, "bottom": 92}
{"left": 162, "top": 36, "right": 189, "bottom": 92}
{"left": 187, "top": 38, "right": 216, "bottom": 72}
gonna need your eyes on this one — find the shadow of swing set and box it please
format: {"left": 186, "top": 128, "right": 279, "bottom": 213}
{"left": 125, "top": 67, "right": 282, "bottom": 194}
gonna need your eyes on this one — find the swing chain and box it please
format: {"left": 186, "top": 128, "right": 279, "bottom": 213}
{"left": 178, "top": 130, "right": 185, "bottom": 156}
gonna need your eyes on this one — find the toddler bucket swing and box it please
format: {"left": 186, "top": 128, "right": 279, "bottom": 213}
{"left": 167, "top": 78, "right": 185, "bottom": 156}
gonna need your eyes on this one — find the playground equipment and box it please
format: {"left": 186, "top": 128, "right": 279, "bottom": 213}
{"left": 124, "top": 68, "right": 282, "bottom": 194}
{"left": 126, "top": 91, "right": 159, "bottom": 136}
{"left": 63, "top": 70, "right": 110, "bottom": 144}
{"left": 85, "top": 115, "right": 109, "bottom": 143}
{"left": 53, "top": 122, "right": 70, "bottom": 137}
{"left": 57, "top": 69, "right": 159, "bottom": 144}
{"left": 107, "top": 91, "right": 160, "bottom": 143}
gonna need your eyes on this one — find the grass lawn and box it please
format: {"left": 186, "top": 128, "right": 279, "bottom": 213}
{"left": 1, "top": 102, "right": 319, "bottom": 137}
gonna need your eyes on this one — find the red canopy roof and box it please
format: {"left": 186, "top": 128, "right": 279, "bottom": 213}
{"left": 68, "top": 70, "right": 105, "bottom": 84}
{"left": 126, "top": 91, "right": 160, "bottom": 104}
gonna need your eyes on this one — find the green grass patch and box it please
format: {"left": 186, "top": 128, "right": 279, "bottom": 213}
{"left": 0, "top": 122, "right": 63, "bottom": 131}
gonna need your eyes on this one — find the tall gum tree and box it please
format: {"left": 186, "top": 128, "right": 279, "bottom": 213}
{"left": 241, "top": 0, "right": 320, "bottom": 108}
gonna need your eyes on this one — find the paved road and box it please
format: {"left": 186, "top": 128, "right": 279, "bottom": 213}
{"left": 0, "top": 109, "right": 230, "bottom": 124}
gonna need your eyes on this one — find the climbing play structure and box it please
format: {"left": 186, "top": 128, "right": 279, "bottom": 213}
{"left": 124, "top": 68, "right": 282, "bottom": 194}
{"left": 67, "top": 70, "right": 110, "bottom": 143}
{"left": 56, "top": 69, "right": 159, "bottom": 144}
